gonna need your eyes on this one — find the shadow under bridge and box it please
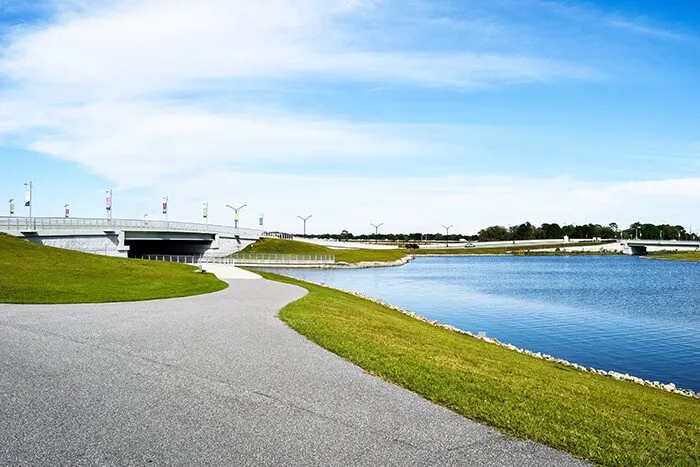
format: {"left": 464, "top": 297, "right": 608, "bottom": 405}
{"left": 124, "top": 230, "right": 216, "bottom": 258}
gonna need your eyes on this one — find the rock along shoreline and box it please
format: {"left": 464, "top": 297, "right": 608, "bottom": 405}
{"left": 280, "top": 274, "right": 699, "bottom": 400}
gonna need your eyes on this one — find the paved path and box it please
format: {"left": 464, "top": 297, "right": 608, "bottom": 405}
{"left": 0, "top": 279, "right": 586, "bottom": 466}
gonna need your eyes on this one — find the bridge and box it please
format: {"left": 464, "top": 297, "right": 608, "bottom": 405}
{"left": 0, "top": 216, "right": 262, "bottom": 258}
{"left": 621, "top": 239, "right": 700, "bottom": 255}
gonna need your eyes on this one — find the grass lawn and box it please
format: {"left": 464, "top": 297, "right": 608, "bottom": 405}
{"left": 240, "top": 238, "right": 615, "bottom": 264}
{"left": 259, "top": 271, "right": 700, "bottom": 466}
{"left": 649, "top": 251, "right": 700, "bottom": 262}
{"left": 0, "top": 233, "right": 227, "bottom": 303}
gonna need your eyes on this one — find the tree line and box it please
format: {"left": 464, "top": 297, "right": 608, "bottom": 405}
{"left": 300, "top": 222, "right": 698, "bottom": 242}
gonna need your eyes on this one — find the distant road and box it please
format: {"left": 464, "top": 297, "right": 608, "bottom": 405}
{"left": 0, "top": 280, "right": 585, "bottom": 466}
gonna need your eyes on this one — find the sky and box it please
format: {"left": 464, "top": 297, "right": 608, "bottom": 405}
{"left": 1, "top": 0, "right": 699, "bottom": 235}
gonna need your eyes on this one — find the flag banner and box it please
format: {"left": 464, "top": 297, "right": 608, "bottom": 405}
{"left": 65, "top": 207, "right": 70, "bottom": 218}
{"left": 9, "top": 201, "right": 14, "bottom": 214}
{"left": 234, "top": 211, "right": 239, "bottom": 221}
{"left": 203, "top": 205, "right": 208, "bottom": 218}
{"left": 24, "top": 191, "right": 31, "bottom": 207}
{"left": 106, "top": 197, "right": 112, "bottom": 210}
{"left": 259, "top": 216, "right": 263, "bottom": 226}
{"left": 162, "top": 202, "right": 168, "bottom": 214}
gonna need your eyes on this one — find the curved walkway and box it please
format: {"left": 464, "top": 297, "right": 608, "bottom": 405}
{"left": 0, "top": 278, "right": 586, "bottom": 466}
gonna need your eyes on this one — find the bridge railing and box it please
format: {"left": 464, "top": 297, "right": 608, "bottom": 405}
{"left": 230, "top": 253, "right": 336, "bottom": 264}
{"left": 0, "top": 216, "right": 261, "bottom": 237}
{"left": 141, "top": 253, "right": 336, "bottom": 265}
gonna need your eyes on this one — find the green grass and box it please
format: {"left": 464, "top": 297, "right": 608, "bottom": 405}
{"left": 0, "top": 233, "right": 227, "bottom": 303}
{"left": 259, "top": 271, "right": 700, "bottom": 466}
{"left": 241, "top": 238, "right": 617, "bottom": 264}
{"left": 649, "top": 251, "right": 700, "bottom": 262}
{"left": 238, "top": 238, "right": 407, "bottom": 262}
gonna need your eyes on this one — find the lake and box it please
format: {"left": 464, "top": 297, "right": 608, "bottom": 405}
{"left": 268, "top": 255, "right": 700, "bottom": 392}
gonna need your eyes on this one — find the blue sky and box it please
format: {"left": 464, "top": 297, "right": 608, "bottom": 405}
{"left": 1, "top": 0, "right": 699, "bottom": 233}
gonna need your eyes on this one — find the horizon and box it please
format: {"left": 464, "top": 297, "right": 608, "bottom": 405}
{"left": 2, "top": 1, "right": 699, "bottom": 234}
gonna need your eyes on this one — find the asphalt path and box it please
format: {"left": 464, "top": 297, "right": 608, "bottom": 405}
{"left": 0, "top": 279, "right": 587, "bottom": 466}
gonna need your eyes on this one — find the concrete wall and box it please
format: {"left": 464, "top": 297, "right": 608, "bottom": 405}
{"left": 204, "top": 235, "right": 255, "bottom": 256}
{"left": 25, "top": 234, "right": 127, "bottom": 257}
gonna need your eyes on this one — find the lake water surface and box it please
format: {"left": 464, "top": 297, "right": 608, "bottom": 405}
{"left": 268, "top": 256, "right": 700, "bottom": 392}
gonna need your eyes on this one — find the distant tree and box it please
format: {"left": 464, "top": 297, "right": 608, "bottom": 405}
{"left": 478, "top": 225, "right": 509, "bottom": 242}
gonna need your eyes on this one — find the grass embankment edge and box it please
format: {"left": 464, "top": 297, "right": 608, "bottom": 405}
{"left": 0, "top": 233, "right": 227, "bottom": 304}
{"left": 256, "top": 270, "right": 700, "bottom": 467}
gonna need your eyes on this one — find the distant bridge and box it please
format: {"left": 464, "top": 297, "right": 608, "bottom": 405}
{"left": 622, "top": 240, "right": 700, "bottom": 256}
{"left": 0, "top": 216, "right": 263, "bottom": 258}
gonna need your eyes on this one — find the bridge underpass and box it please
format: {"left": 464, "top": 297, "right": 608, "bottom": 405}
{"left": 0, "top": 217, "right": 262, "bottom": 258}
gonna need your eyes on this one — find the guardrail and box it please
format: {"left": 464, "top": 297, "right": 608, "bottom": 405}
{"left": 141, "top": 253, "right": 336, "bottom": 265}
{"left": 0, "top": 216, "right": 261, "bottom": 238}
{"left": 231, "top": 253, "right": 335, "bottom": 264}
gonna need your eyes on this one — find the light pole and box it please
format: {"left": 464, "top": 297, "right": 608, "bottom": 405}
{"left": 203, "top": 202, "right": 209, "bottom": 227}
{"left": 105, "top": 189, "right": 113, "bottom": 220}
{"left": 64, "top": 204, "right": 70, "bottom": 218}
{"left": 442, "top": 224, "right": 453, "bottom": 248}
{"left": 143, "top": 213, "right": 148, "bottom": 225}
{"left": 370, "top": 222, "right": 383, "bottom": 244}
{"left": 297, "top": 215, "right": 312, "bottom": 236}
{"left": 24, "top": 181, "right": 32, "bottom": 227}
{"left": 226, "top": 204, "right": 247, "bottom": 229}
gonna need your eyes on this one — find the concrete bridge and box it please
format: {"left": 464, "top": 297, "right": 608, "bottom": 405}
{"left": 621, "top": 239, "right": 700, "bottom": 255}
{"left": 0, "top": 216, "right": 262, "bottom": 258}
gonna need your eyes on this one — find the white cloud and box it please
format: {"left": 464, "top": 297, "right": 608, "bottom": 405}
{"left": 69, "top": 171, "right": 700, "bottom": 234}
{"left": 1, "top": 0, "right": 697, "bottom": 235}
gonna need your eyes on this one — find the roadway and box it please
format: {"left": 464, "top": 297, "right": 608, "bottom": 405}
{"left": 0, "top": 275, "right": 585, "bottom": 466}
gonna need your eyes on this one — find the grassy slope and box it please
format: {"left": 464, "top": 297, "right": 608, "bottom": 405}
{"left": 239, "top": 238, "right": 407, "bottom": 262}
{"left": 649, "top": 251, "right": 700, "bottom": 262}
{"left": 241, "top": 238, "right": 617, "bottom": 263}
{"left": 259, "top": 271, "right": 700, "bottom": 467}
{"left": 0, "top": 233, "right": 227, "bottom": 303}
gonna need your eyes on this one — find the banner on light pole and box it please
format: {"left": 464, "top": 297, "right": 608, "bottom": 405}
{"left": 203, "top": 204, "right": 208, "bottom": 218}
{"left": 9, "top": 199, "right": 14, "bottom": 215}
{"left": 162, "top": 200, "right": 168, "bottom": 214}
{"left": 24, "top": 190, "right": 31, "bottom": 207}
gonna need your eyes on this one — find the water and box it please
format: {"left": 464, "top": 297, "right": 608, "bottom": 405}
{"left": 268, "top": 256, "right": 700, "bottom": 392}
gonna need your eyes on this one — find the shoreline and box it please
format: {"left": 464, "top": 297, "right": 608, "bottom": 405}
{"left": 273, "top": 273, "right": 699, "bottom": 399}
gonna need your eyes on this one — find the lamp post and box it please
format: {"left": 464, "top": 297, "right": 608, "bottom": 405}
{"left": 297, "top": 215, "right": 312, "bottom": 236}
{"left": 442, "top": 224, "right": 453, "bottom": 248}
{"left": 203, "top": 202, "right": 209, "bottom": 227}
{"left": 105, "top": 189, "right": 113, "bottom": 220}
{"left": 226, "top": 204, "right": 247, "bottom": 229}
{"left": 24, "top": 181, "right": 32, "bottom": 228}
{"left": 370, "top": 222, "right": 383, "bottom": 244}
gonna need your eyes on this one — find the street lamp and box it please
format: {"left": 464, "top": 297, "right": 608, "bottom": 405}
{"left": 442, "top": 224, "right": 453, "bottom": 248}
{"left": 226, "top": 204, "right": 247, "bottom": 229}
{"left": 370, "top": 222, "right": 383, "bottom": 244}
{"left": 297, "top": 215, "right": 312, "bottom": 236}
